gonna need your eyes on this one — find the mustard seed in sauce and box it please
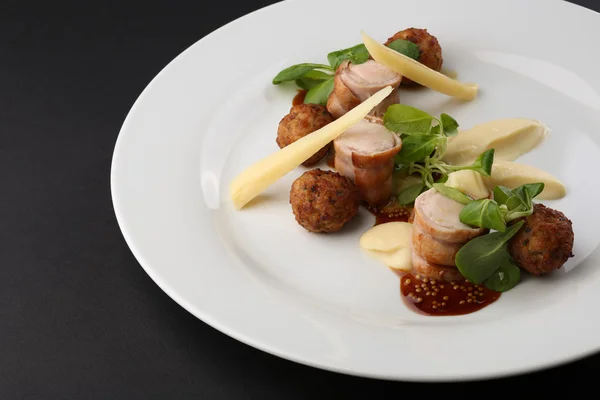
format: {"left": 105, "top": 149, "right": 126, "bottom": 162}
{"left": 398, "top": 272, "right": 501, "bottom": 316}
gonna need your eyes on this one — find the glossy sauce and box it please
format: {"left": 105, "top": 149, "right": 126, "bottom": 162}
{"left": 398, "top": 272, "right": 501, "bottom": 316}
{"left": 292, "top": 90, "right": 307, "bottom": 106}
{"left": 366, "top": 197, "right": 412, "bottom": 226}
{"left": 326, "top": 151, "right": 335, "bottom": 168}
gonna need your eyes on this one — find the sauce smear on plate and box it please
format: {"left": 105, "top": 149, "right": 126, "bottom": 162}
{"left": 292, "top": 90, "right": 308, "bottom": 106}
{"left": 399, "top": 272, "right": 501, "bottom": 316}
{"left": 366, "top": 198, "right": 412, "bottom": 225}
{"left": 326, "top": 151, "right": 335, "bottom": 168}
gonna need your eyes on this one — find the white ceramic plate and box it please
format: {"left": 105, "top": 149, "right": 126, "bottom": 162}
{"left": 111, "top": 0, "right": 600, "bottom": 381}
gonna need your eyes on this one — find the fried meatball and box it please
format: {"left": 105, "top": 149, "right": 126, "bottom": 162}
{"left": 508, "top": 203, "right": 574, "bottom": 276}
{"left": 277, "top": 104, "right": 334, "bottom": 166}
{"left": 290, "top": 169, "right": 360, "bottom": 233}
{"left": 384, "top": 28, "right": 443, "bottom": 85}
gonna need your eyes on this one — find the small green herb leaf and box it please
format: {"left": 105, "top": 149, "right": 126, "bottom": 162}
{"left": 506, "top": 208, "right": 533, "bottom": 221}
{"left": 327, "top": 44, "right": 370, "bottom": 70}
{"left": 512, "top": 183, "right": 544, "bottom": 209}
{"left": 303, "top": 77, "right": 334, "bottom": 106}
{"left": 493, "top": 183, "right": 544, "bottom": 222}
{"left": 383, "top": 104, "right": 434, "bottom": 135}
{"left": 450, "top": 149, "right": 494, "bottom": 176}
{"left": 459, "top": 199, "right": 506, "bottom": 232}
{"left": 396, "top": 134, "right": 438, "bottom": 163}
{"left": 386, "top": 39, "right": 420, "bottom": 60}
{"left": 493, "top": 185, "right": 514, "bottom": 206}
{"left": 295, "top": 70, "right": 332, "bottom": 90}
{"left": 273, "top": 63, "right": 332, "bottom": 84}
{"left": 455, "top": 220, "right": 524, "bottom": 284}
{"left": 394, "top": 158, "right": 410, "bottom": 171}
{"left": 432, "top": 183, "right": 471, "bottom": 205}
{"left": 347, "top": 46, "right": 370, "bottom": 64}
{"left": 484, "top": 257, "right": 521, "bottom": 292}
{"left": 440, "top": 113, "right": 459, "bottom": 136}
{"left": 472, "top": 149, "right": 494, "bottom": 176}
{"left": 494, "top": 185, "right": 524, "bottom": 212}
{"left": 398, "top": 182, "right": 425, "bottom": 205}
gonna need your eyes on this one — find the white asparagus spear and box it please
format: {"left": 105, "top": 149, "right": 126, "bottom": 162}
{"left": 361, "top": 30, "right": 478, "bottom": 100}
{"left": 229, "top": 85, "right": 393, "bottom": 209}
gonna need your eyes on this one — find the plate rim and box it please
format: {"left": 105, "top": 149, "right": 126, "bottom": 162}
{"left": 110, "top": 0, "right": 600, "bottom": 382}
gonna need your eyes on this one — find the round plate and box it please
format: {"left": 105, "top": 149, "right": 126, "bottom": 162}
{"left": 111, "top": 0, "right": 600, "bottom": 381}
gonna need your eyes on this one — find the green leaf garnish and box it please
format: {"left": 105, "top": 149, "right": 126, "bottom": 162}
{"left": 440, "top": 113, "right": 459, "bottom": 136}
{"left": 383, "top": 104, "right": 434, "bottom": 135}
{"left": 432, "top": 183, "right": 471, "bottom": 205}
{"left": 295, "top": 70, "right": 332, "bottom": 90}
{"left": 512, "top": 183, "right": 545, "bottom": 209}
{"left": 303, "top": 77, "right": 334, "bottom": 106}
{"left": 397, "top": 182, "right": 425, "bottom": 205}
{"left": 386, "top": 39, "right": 420, "bottom": 60}
{"left": 395, "top": 134, "right": 438, "bottom": 163}
{"left": 483, "top": 257, "right": 521, "bottom": 292}
{"left": 459, "top": 198, "right": 506, "bottom": 232}
{"left": 272, "top": 63, "right": 333, "bottom": 84}
{"left": 445, "top": 149, "right": 494, "bottom": 177}
{"left": 327, "top": 44, "right": 370, "bottom": 70}
{"left": 455, "top": 220, "right": 524, "bottom": 284}
{"left": 493, "top": 182, "right": 544, "bottom": 221}
{"left": 493, "top": 185, "right": 516, "bottom": 208}
{"left": 468, "top": 149, "right": 494, "bottom": 176}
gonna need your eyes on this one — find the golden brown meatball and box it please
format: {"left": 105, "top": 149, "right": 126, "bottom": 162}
{"left": 508, "top": 204, "right": 574, "bottom": 276}
{"left": 384, "top": 28, "right": 443, "bottom": 85}
{"left": 290, "top": 169, "right": 360, "bottom": 233}
{"left": 277, "top": 104, "right": 334, "bottom": 166}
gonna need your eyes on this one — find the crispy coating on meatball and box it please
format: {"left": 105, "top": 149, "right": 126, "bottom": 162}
{"left": 508, "top": 203, "right": 574, "bottom": 276}
{"left": 290, "top": 169, "right": 360, "bottom": 233}
{"left": 384, "top": 28, "right": 443, "bottom": 85}
{"left": 277, "top": 104, "right": 334, "bottom": 166}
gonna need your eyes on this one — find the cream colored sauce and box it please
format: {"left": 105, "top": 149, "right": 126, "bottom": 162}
{"left": 483, "top": 160, "right": 566, "bottom": 200}
{"left": 439, "top": 117, "right": 566, "bottom": 200}
{"left": 444, "top": 161, "right": 565, "bottom": 200}
{"left": 359, "top": 222, "right": 413, "bottom": 271}
{"left": 444, "top": 118, "right": 548, "bottom": 165}
{"left": 446, "top": 170, "right": 490, "bottom": 200}
{"left": 369, "top": 247, "right": 412, "bottom": 271}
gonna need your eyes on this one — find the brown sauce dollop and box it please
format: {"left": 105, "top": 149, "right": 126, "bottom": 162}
{"left": 292, "top": 90, "right": 307, "bottom": 106}
{"left": 366, "top": 197, "right": 412, "bottom": 225}
{"left": 398, "top": 272, "right": 501, "bottom": 316}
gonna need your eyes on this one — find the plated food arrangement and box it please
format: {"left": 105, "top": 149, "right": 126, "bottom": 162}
{"left": 229, "top": 28, "right": 575, "bottom": 317}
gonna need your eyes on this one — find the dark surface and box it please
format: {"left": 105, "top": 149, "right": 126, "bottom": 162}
{"left": 1, "top": 1, "right": 599, "bottom": 398}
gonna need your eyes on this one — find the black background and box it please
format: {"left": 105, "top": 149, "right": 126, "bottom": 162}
{"left": 2, "top": 1, "right": 599, "bottom": 398}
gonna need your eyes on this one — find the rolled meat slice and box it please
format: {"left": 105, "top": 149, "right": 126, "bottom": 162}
{"left": 411, "top": 188, "right": 487, "bottom": 281}
{"left": 411, "top": 249, "right": 465, "bottom": 283}
{"left": 327, "top": 60, "right": 402, "bottom": 119}
{"left": 413, "top": 188, "right": 486, "bottom": 243}
{"left": 411, "top": 221, "right": 462, "bottom": 266}
{"left": 333, "top": 117, "right": 402, "bottom": 206}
